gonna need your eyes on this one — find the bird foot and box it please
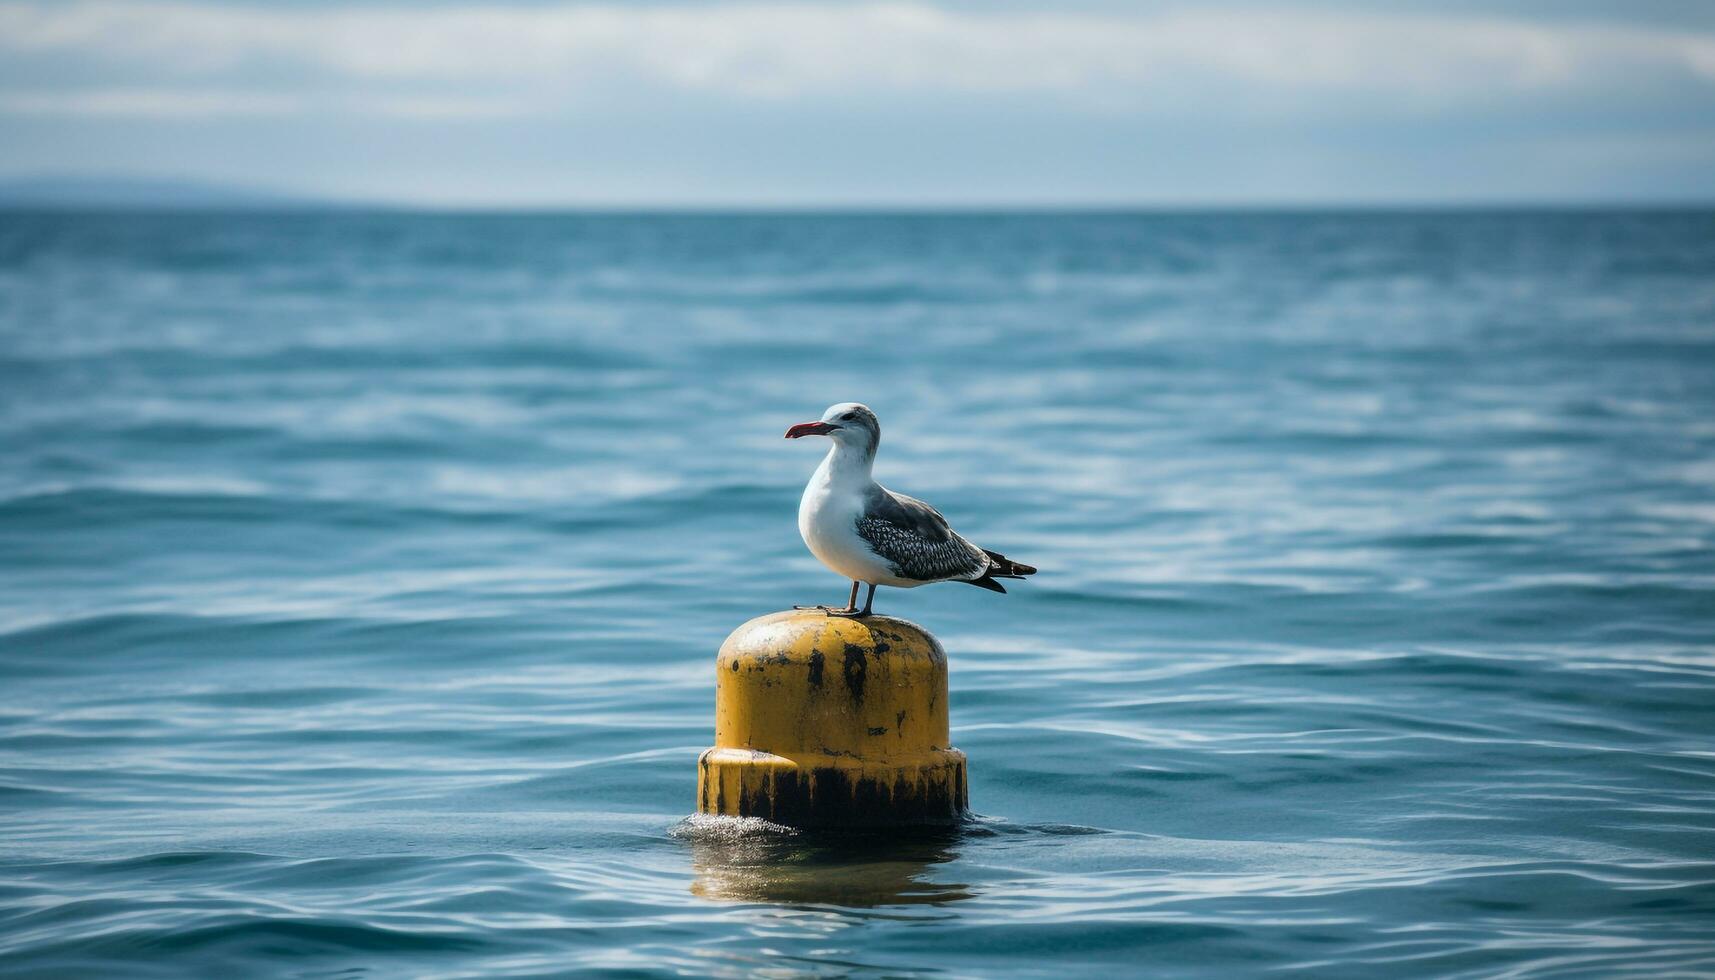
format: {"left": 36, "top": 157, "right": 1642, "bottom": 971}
{"left": 791, "top": 604, "right": 868, "bottom": 617}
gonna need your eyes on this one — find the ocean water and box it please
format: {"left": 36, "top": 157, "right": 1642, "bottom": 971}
{"left": 2, "top": 210, "right": 1713, "bottom": 978}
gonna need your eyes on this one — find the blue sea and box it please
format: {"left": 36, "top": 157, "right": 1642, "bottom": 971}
{"left": 2, "top": 210, "right": 1713, "bottom": 978}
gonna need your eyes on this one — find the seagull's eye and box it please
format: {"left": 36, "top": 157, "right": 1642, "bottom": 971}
{"left": 840, "top": 413, "right": 855, "bottom": 421}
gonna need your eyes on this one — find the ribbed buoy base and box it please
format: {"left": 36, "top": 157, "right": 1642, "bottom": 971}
{"left": 698, "top": 746, "right": 967, "bottom": 828}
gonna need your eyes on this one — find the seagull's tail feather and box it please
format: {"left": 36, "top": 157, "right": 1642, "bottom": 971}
{"left": 963, "top": 549, "right": 1035, "bottom": 593}
{"left": 981, "top": 549, "right": 1036, "bottom": 579}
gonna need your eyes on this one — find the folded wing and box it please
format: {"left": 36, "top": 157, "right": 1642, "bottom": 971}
{"left": 856, "top": 487, "right": 991, "bottom": 583}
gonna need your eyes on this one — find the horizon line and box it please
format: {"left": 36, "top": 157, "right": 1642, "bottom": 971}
{"left": 6, "top": 199, "right": 1715, "bottom": 214}
{"left": 4, "top": 173, "right": 1715, "bottom": 213}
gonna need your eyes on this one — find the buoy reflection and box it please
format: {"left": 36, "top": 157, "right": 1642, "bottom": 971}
{"left": 687, "top": 820, "right": 973, "bottom": 907}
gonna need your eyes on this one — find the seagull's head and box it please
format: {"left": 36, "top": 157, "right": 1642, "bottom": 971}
{"left": 785, "top": 402, "right": 880, "bottom": 452}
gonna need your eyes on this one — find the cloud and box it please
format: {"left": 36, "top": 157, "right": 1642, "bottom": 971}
{"left": 0, "top": 1, "right": 1712, "bottom": 119}
{"left": 0, "top": 89, "right": 301, "bottom": 117}
{"left": 0, "top": 88, "right": 528, "bottom": 119}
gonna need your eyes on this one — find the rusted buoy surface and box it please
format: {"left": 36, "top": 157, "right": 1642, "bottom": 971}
{"left": 696, "top": 610, "right": 968, "bottom": 827}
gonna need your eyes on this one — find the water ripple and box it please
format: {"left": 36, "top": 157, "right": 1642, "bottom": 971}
{"left": 3, "top": 210, "right": 1714, "bottom": 976}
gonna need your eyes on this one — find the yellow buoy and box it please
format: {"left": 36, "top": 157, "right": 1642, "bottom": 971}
{"left": 696, "top": 610, "right": 968, "bottom": 828}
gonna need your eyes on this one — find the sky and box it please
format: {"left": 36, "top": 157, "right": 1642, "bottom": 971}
{"left": 2, "top": 0, "right": 1714, "bottom": 207}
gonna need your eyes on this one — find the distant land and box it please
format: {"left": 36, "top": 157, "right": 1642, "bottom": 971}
{"left": 3, "top": 175, "right": 1711, "bottom": 213}
{"left": 0, "top": 175, "right": 321, "bottom": 209}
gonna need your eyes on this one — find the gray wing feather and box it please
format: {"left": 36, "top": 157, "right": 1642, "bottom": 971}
{"left": 856, "top": 486, "right": 989, "bottom": 582}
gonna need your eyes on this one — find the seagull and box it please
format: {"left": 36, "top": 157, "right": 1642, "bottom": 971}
{"left": 784, "top": 402, "right": 1036, "bottom": 617}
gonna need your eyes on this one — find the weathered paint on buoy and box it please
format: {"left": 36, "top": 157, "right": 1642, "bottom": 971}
{"left": 696, "top": 610, "right": 968, "bottom": 827}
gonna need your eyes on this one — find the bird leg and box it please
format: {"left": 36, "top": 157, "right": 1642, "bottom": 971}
{"left": 795, "top": 581, "right": 862, "bottom": 615}
{"left": 825, "top": 582, "right": 876, "bottom": 618}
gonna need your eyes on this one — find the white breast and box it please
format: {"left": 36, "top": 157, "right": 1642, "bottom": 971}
{"left": 798, "top": 466, "right": 914, "bottom": 587}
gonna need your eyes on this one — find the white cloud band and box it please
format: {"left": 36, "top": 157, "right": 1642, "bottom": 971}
{"left": 1, "top": 1, "right": 1712, "bottom": 118}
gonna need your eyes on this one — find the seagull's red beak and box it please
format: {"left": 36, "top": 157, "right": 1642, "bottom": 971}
{"left": 785, "top": 421, "right": 839, "bottom": 439}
